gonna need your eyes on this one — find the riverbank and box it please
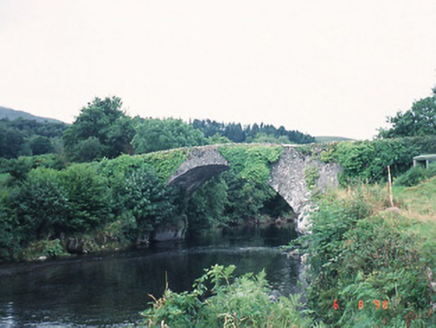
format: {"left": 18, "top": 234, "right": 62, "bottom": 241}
{"left": 142, "top": 178, "right": 436, "bottom": 327}
{"left": 297, "top": 177, "right": 436, "bottom": 327}
{"left": 0, "top": 224, "right": 299, "bottom": 327}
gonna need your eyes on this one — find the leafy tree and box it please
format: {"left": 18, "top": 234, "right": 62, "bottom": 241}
{"left": 132, "top": 118, "right": 206, "bottom": 154}
{"left": 186, "top": 176, "right": 229, "bottom": 229}
{"left": 74, "top": 137, "right": 103, "bottom": 162}
{"left": 0, "top": 118, "right": 67, "bottom": 159}
{"left": 218, "top": 145, "right": 282, "bottom": 224}
{"left": 224, "top": 176, "right": 276, "bottom": 223}
{"left": 379, "top": 90, "right": 436, "bottom": 138}
{"left": 0, "top": 125, "right": 25, "bottom": 158}
{"left": 2, "top": 118, "right": 68, "bottom": 138}
{"left": 63, "top": 96, "right": 135, "bottom": 161}
{"left": 5, "top": 168, "right": 70, "bottom": 242}
{"left": 206, "top": 133, "right": 231, "bottom": 144}
{"left": 29, "top": 136, "right": 54, "bottom": 155}
{"left": 4, "top": 157, "right": 35, "bottom": 184}
{"left": 60, "top": 164, "right": 111, "bottom": 232}
{"left": 114, "top": 169, "right": 180, "bottom": 240}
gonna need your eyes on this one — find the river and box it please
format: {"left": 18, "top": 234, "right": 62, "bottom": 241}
{"left": 0, "top": 224, "right": 301, "bottom": 327}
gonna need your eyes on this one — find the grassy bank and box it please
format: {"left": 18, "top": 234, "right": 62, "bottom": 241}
{"left": 298, "top": 176, "right": 436, "bottom": 327}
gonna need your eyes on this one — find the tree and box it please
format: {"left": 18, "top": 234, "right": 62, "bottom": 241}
{"left": 29, "top": 136, "right": 54, "bottom": 155}
{"left": 60, "top": 164, "right": 111, "bottom": 232}
{"left": 224, "top": 123, "right": 245, "bottom": 142}
{"left": 5, "top": 168, "right": 70, "bottom": 241}
{"left": 132, "top": 118, "right": 206, "bottom": 154}
{"left": 379, "top": 90, "right": 436, "bottom": 138}
{"left": 0, "top": 125, "right": 25, "bottom": 158}
{"left": 74, "top": 137, "right": 103, "bottom": 162}
{"left": 63, "top": 97, "right": 135, "bottom": 161}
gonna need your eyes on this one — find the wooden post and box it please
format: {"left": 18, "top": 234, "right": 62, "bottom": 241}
{"left": 387, "top": 165, "right": 394, "bottom": 207}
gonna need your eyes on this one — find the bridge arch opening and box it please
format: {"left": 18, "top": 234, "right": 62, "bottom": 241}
{"left": 183, "top": 173, "right": 297, "bottom": 231}
{"left": 167, "top": 164, "right": 230, "bottom": 194}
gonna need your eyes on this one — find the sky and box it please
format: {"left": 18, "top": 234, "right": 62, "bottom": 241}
{"left": 1, "top": 0, "right": 436, "bottom": 140}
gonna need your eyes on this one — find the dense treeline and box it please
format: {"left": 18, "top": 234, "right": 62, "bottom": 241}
{"left": 60, "top": 96, "right": 315, "bottom": 162}
{"left": 1, "top": 97, "right": 315, "bottom": 162}
{"left": 0, "top": 118, "right": 67, "bottom": 158}
{"left": 191, "top": 119, "right": 315, "bottom": 144}
{"left": 64, "top": 97, "right": 314, "bottom": 162}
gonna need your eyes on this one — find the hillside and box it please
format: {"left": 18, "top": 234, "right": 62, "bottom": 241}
{"left": 0, "top": 106, "right": 63, "bottom": 123}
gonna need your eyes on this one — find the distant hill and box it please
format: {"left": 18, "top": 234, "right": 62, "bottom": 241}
{"left": 0, "top": 106, "right": 63, "bottom": 123}
{"left": 315, "top": 136, "right": 354, "bottom": 143}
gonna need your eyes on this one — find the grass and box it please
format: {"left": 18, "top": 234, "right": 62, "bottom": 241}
{"left": 394, "top": 176, "right": 436, "bottom": 222}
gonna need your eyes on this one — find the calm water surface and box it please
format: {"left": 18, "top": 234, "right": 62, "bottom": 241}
{"left": 0, "top": 224, "right": 300, "bottom": 327}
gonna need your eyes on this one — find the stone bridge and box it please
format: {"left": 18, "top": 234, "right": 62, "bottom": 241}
{"left": 163, "top": 144, "right": 341, "bottom": 234}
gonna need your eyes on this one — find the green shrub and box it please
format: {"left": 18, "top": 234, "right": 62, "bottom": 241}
{"left": 60, "top": 164, "right": 111, "bottom": 232}
{"left": 4, "top": 168, "right": 70, "bottom": 243}
{"left": 215, "top": 145, "right": 282, "bottom": 224}
{"left": 0, "top": 206, "right": 18, "bottom": 261}
{"left": 142, "top": 149, "right": 190, "bottom": 181}
{"left": 395, "top": 164, "right": 436, "bottom": 187}
{"left": 304, "top": 136, "right": 436, "bottom": 184}
{"left": 43, "top": 238, "right": 65, "bottom": 258}
{"left": 132, "top": 118, "right": 206, "bottom": 154}
{"left": 141, "top": 264, "right": 312, "bottom": 328}
{"left": 186, "top": 176, "right": 229, "bottom": 230}
{"left": 117, "top": 170, "right": 180, "bottom": 239}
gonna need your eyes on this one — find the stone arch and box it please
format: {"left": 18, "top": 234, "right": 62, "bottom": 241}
{"left": 268, "top": 146, "right": 341, "bottom": 233}
{"left": 167, "top": 145, "right": 229, "bottom": 194}
{"left": 164, "top": 144, "right": 341, "bottom": 235}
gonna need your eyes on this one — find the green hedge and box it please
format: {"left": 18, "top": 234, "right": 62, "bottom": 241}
{"left": 300, "top": 136, "right": 436, "bottom": 184}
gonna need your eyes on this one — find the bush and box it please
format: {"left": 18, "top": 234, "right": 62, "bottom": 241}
{"left": 307, "top": 136, "right": 436, "bottom": 184}
{"left": 4, "top": 168, "right": 70, "bottom": 242}
{"left": 118, "top": 170, "right": 180, "bottom": 239}
{"left": 141, "top": 264, "right": 312, "bottom": 328}
{"left": 186, "top": 176, "right": 229, "bottom": 230}
{"left": 60, "top": 164, "right": 111, "bottom": 232}
{"left": 132, "top": 118, "right": 206, "bottom": 154}
{"left": 43, "top": 238, "right": 65, "bottom": 258}
{"left": 0, "top": 206, "right": 18, "bottom": 261}
{"left": 395, "top": 164, "right": 436, "bottom": 187}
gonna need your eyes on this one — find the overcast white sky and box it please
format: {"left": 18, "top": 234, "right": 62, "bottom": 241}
{"left": 1, "top": 0, "right": 436, "bottom": 139}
